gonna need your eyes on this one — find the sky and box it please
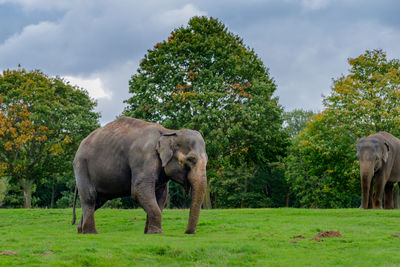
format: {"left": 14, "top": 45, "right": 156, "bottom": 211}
{"left": 1, "top": 0, "right": 399, "bottom": 124}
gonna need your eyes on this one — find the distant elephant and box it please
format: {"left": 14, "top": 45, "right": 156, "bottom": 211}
{"left": 71, "top": 117, "right": 208, "bottom": 234}
{"left": 356, "top": 131, "right": 400, "bottom": 209}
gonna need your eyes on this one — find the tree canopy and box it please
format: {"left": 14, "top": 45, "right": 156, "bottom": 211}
{"left": 0, "top": 69, "right": 99, "bottom": 208}
{"left": 286, "top": 49, "right": 400, "bottom": 208}
{"left": 283, "top": 109, "right": 315, "bottom": 138}
{"left": 124, "top": 16, "right": 288, "bottom": 208}
{"left": 2, "top": 21, "right": 397, "bottom": 211}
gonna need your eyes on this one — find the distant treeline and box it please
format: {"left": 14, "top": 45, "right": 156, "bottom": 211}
{"left": 1, "top": 17, "right": 400, "bottom": 209}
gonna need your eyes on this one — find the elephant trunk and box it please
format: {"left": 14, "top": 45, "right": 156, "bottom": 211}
{"left": 185, "top": 154, "right": 207, "bottom": 234}
{"left": 360, "top": 161, "right": 374, "bottom": 209}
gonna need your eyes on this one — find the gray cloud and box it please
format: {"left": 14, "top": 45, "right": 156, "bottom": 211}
{"left": 196, "top": 0, "right": 400, "bottom": 111}
{"left": 0, "top": 1, "right": 206, "bottom": 124}
{"left": 0, "top": 0, "right": 399, "bottom": 124}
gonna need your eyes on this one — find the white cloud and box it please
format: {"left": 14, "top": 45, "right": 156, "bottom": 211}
{"left": 64, "top": 75, "right": 112, "bottom": 100}
{"left": 156, "top": 4, "right": 207, "bottom": 26}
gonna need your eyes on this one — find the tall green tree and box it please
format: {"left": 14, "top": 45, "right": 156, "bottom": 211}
{"left": 283, "top": 109, "right": 315, "bottom": 138}
{"left": 286, "top": 49, "right": 400, "bottom": 208}
{"left": 0, "top": 69, "right": 99, "bottom": 208}
{"left": 282, "top": 109, "right": 315, "bottom": 206}
{"left": 124, "top": 16, "right": 288, "bottom": 208}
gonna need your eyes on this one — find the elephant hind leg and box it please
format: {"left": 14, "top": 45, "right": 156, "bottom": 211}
{"left": 79, "top": 185, "right": 98, "bottom": 234}
{"left": 76, "top": 199, "right": 104, "bottom": 233}
{"left": 75, "top": 160, "right": 98, "bottom": 234}
{"left": 81, "top": 202, "right": 97, "bottom": 234}
{"left": 77, "top": 215, "right": 83, "bottom": 233}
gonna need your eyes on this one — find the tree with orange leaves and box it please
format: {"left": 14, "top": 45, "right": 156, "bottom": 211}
{"left": 0, "top": 69, "right": 99, "bottom": 208}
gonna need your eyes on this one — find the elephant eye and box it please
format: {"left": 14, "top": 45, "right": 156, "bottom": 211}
{"left": 186, "top": 156, "right": 197, "bottom": 165}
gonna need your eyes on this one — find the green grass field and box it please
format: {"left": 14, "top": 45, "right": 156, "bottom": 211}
{"left": 1, "top": 208, "right": 400, "bottom": 266}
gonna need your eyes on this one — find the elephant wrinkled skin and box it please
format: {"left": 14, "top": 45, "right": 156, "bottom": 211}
{"left": 72, "top": 117, "right": 207, "bottom": 234}
{"left": 356, "top": 131, "right": 400, "bottom": 209}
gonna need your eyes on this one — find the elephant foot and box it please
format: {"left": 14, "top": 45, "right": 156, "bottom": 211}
{"left": 81, "top": 226, "right": 98, "bottom": 234}
{"left": 184, "top": 229, "right": 196, "bottom": 234}
{"left": 81, "top": 229, "right": 98, "bottom": 234}
{"left": 145, "top": 225, "right": 163, "bottom": 234}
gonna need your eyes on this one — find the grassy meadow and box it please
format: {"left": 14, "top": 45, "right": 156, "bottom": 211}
{"left": 1, "top": 208, "right": 400, "bottom": 266}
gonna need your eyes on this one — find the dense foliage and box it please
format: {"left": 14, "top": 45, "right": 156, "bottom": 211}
{"left": 123, "top": 16, "right": 288, "bottom": 208}
{"left": 0, "top": 69, "right": 99, "bottom": 208}
{"left": 286, "top": 50, "right": 400, "bottom": 208}
{"left": 283, "top": 109, "right": 315, "bottom": 138}
{"left": 1, "top": 16, "right": 399, "bottom": 211}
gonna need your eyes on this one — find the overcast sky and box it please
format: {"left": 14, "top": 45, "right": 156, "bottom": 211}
{"left": 1, "top": 0, "right": 399, "bottom": 124}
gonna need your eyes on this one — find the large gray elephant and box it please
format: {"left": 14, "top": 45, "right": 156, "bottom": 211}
{"left": 356, "top": 131, "right": 400, "bottom": 209}
{"left": 71, "top": 117, "right": 208, "bottom": 234}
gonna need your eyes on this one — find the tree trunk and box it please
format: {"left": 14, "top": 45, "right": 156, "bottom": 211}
{"left": 50, "top": 177, "right": 55, "bottom": 209}
{"left": 286, "top": 184, "right": 290, "bottom": 207}
{"left": 23, "top": 180, "right": 33, "bottom": 208}
{"left": 202, "top": 182, "right": 212, "bottom": 209}
{"left": 241, "top": 176, "right": 248, "bottom": 209}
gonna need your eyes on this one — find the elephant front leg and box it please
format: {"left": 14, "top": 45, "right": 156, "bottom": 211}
{"left": 144, "top": 183, "right": 169, "bottom": 233}
{"left": 374, "top": 175, "right": 386, "bottom": 209}
{"left": 368, "top": 177, "right": 374, "bottom": 209}
{"left": 384, "top": 182, "right": 394, "bottom": 209}
{"left": 133, "top": 184, "right": 163, "bottom": 234}
{"left": 142, "top": 202, "right": 163, "bottom": 234}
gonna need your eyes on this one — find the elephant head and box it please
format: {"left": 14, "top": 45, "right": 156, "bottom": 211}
{"left": 157, "top": 130, "right": 207, "bottom": 234}
{"left": 356, "top": 137, "right": 390, "bottom": 209}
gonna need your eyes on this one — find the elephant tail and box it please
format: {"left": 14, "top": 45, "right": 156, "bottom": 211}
{"left": 71, "top": 185, "right": 78, "bottom": 225}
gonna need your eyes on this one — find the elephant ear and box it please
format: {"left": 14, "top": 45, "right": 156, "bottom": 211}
{"left": 157, "top": 133, "right": 176, "bottom": 167}
{"left": 383, "top": 141, "right": 390, "bottom": 163}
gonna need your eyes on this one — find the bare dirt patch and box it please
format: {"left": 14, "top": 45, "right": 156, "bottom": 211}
{"left": 289, "top": 234, "right": 306, "bottom": 243}
{"left": 391, "top": 234, "right": 400, "bottom": 238}
{"left": 316, "top": 231, "right": 342, "bottom": 238}
{"left": 1, "top": 250, "right": 18, "bottom": 256}
{"left": 41, "top": 251, "right": 54, "bottom": 255}
{"left": 311, "top": 231, "right": 342, "bottom": 242}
